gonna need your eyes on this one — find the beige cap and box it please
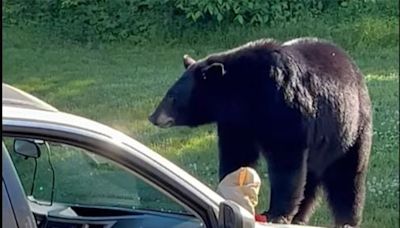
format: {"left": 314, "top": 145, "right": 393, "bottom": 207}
{"left": 216, "top": 167, "right": 261, "bottom": 215}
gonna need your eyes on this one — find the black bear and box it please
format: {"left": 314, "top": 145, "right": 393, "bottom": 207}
{"left": 149, "top": 37, "right": 372, "bottom": 227}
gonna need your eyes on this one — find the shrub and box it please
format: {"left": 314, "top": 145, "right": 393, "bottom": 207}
{"left": 174, "top": 0, "right": 324, "bottom": 25}
{"left": 2, "top": 0, "right": 397, "bottom": 43}
{"left": 3, "top": 0, "right": 166, "bottom": 42}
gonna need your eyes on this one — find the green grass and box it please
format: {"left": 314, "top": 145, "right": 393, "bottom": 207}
{"left": 3, "top": 16, "right": 399, "bottom": 228}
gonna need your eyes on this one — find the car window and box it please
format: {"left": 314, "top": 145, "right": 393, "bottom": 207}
{"left": 3, "top": 136, "right": 203, "bottom": 222}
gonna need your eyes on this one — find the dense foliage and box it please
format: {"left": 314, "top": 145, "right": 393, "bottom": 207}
{"left": 2, "top": 0, "right": 398, "bottom": 43}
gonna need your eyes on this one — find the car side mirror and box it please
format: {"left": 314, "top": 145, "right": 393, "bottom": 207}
{"left": 13, "top": 139, "right": 41, "bottom": 159}
{"left": 218, "top": 200, "right": 255, "bottom": 228}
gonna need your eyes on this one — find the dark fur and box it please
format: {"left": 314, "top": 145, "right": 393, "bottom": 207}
{"left": 149, "top": 37, "right": 372, "bottom": 227}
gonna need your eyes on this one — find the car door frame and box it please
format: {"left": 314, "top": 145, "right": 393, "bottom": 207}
{"left": 3, "top": 119, "right": 220, "bottom": 228}
{"left": 2, "top": 143, "right": 37, "bottom": 228}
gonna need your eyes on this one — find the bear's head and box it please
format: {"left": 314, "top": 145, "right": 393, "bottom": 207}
{"left": 149, "top": 54, "right": 226, "bottom": 128}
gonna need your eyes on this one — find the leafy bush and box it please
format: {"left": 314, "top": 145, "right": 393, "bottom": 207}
{"left": 2, "top": 0, "right": 398, "bottom": 43}
{"left": 3, "top": 0, "right": 167, "bottom": 42}
{"left": 174, "top": 0, "right": 324, "bottom": 25}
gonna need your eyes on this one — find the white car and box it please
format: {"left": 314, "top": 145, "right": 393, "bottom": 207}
{"left": 2, "top": 83, "right": 322, "bottom": 228}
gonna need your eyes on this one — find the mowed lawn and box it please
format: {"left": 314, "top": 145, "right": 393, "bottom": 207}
{"left": 3, "top": 26, "right": 399, "bottom": 228}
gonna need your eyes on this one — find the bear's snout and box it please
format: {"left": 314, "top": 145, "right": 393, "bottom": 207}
{"left": 148, "top": 112, "right": 175, "bottom": 128}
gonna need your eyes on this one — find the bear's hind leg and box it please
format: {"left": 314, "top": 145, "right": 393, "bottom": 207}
{"left": 292, "top": 171, "right": 321, "bottom": 225}
{"left": 322, "top": 130, "right": 371, "bottom": 228}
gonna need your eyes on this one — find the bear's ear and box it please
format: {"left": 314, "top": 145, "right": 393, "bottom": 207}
{"left": 203, "top": 62, "right": 226, "bottom": 78}
{"left": 183, "top": 54, "right": 196, "bottom": 69}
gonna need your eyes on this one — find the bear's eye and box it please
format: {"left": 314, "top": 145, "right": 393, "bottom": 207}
{"left": 202, "top": 72, "right": 207, "bottom": 80}
{"left": 167, "top": 94, "right": 176, "bottom": 103}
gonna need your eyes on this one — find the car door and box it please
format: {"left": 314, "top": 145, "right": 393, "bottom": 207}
{"left": 3, "top": 121, "right": 219, "bottom": 228}
{"left": 2, "top": 143, "right": 37, "bottom": 228}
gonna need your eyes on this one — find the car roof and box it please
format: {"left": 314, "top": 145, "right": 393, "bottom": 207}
{"left": 2, "top": 83, "right": 58, "bottom": 112}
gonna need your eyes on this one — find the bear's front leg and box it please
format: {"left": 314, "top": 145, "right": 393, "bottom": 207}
{"left": 217, "top": 124, "right": 260, "bottom": 181}
{"left": 264, "top": 148, "right": 308, "bottom": 224}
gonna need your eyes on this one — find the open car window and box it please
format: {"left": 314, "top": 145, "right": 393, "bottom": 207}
{"left": 3, "top": 136, "right": 205, "bottom": 228}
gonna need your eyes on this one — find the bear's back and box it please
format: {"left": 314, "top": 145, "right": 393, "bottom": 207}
{"left": 281, "top": 38, "right": 367, "bottom": 151}
{"left": 281, "top": 37, "right": 363, "bottom": 85}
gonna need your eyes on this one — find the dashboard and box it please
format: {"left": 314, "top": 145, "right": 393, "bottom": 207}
{"left": 29, "top": 201, "right": 205, "bottom": 228}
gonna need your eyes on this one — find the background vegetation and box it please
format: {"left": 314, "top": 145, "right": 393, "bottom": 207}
{"left": 3, "top": 0, "right": 399, "bottom": 227}
{"left": 3, "top": 0, "right": 398, "bottom": 44}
